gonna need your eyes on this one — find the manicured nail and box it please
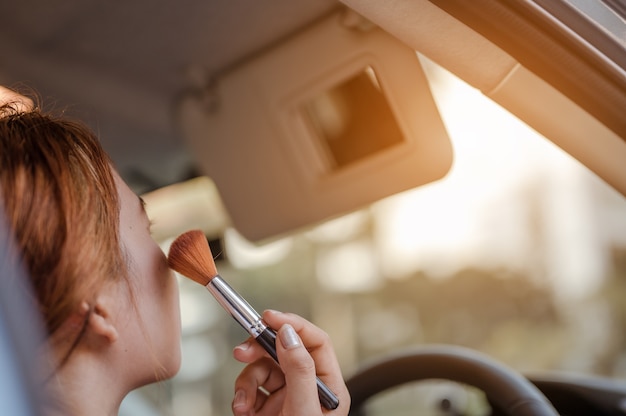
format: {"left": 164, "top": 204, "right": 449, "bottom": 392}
{"left": 233, "top": 389, "right": 246, "bottom": 409}
{"left": 279, "top": 324, "right": 302, "bottom": 349}
{"left": 234, "top": 340, "right": 251, "bottom": 352}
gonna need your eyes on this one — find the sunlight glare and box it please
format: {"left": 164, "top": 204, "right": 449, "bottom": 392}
{"left": 304, "top": 210, "right": 369, "bottom": 243}
{"left": 372, "top": 57, "right": 612, "bottom": 294}
{"left": 224, "top": 228, "right": 293, "bottom": 269}
{"left": 315, "top": 239, "right": 382, "bottom": 292}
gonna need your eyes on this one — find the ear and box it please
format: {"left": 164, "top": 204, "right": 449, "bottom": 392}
{"left": 86, "top": 301, "right": 119, "bottom": 344}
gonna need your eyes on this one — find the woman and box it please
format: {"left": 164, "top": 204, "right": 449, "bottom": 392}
{"left": 0, "top": 88, "right": 349, "bottom": 416}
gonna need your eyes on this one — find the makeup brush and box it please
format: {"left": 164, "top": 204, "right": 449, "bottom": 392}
{"left": 167, "top": 229, "right": 339, "bottom": 410}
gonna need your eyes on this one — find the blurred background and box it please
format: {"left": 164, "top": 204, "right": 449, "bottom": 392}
{"left": 121, "top": 58, "right": 626, "bottom": 415}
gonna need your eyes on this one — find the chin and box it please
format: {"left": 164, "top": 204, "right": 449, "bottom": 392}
{"left": 158, "top": 347, "right": 183, "bottom": 381}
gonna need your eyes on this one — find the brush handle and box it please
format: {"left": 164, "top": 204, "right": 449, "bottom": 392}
{"left": 256, "top": 327, "right": 340, "bottom": 410}
{"left": 206, "top": 276, "right": 339, "bottom": 410}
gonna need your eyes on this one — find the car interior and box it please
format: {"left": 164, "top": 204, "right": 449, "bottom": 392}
{"left": 1, "top": 0, "right": 625, "bottom": 415}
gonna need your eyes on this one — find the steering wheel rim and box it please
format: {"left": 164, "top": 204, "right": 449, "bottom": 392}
{"left": 346, "top": 345, "right": 559, "bottom": 416}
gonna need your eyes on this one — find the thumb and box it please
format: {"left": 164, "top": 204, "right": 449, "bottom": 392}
{"left": 276, "top": 324, "right": 321, "bottom": 414}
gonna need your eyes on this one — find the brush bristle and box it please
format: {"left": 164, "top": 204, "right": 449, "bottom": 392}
{"left": 167, "top": 230, "right": 218, "bottom": 286}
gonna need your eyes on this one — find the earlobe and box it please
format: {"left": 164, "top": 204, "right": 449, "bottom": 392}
{"left": 88, "top": 303, "right": 119, "bottom": 343}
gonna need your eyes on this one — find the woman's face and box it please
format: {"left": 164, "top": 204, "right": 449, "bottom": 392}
{"left": 113, "top": 171, "right": 182, "bottom": 384}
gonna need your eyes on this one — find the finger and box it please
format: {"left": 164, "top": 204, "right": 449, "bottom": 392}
{"left": 233, "top": 386, "right": 275, "bottom": 416}
{"left": 253, "top": 388, "right": 286, "bottom": 416}
{"left": 263, "top": 310, "right": 351, "bottom": 413}
{"left": 233, "top": 337, "right": 273, "bottom": 364}
{"left": 234, "top": 311, "right": 340, "bottom": 375}
{"left": 232, "top": 357, "right": 286, "bottom": 415}
{"left": 275, "top": 323, "right": 321, "bottom": 413}
{"left": 263, "top": 310, "right": 343, "bottom": 383}
{"left": 235, "top": 311, "right": 350, "bottom": 413}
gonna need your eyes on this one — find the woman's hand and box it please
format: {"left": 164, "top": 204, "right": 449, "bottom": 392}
{"left": 232, "top": 310, "right": 350, "bottom": 416}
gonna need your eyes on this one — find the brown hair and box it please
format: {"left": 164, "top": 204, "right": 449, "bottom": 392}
{"left": 0, "top": 102, "right": 124, "bottom": 357}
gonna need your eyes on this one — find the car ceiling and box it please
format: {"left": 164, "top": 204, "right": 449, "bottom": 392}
{"left": 2, "top": 0, "right": 625, "bottom": 202}
{"left": 0, "top": 0, "right": 339, "bottom": 193}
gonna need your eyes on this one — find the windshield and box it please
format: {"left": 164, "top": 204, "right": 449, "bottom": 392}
{"left": 122, "top": 56, "right": 626, "bottom": 416}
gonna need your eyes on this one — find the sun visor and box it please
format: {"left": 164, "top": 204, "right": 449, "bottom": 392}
{"left": 177, "top": 10, "right": 453, "bottom": 242}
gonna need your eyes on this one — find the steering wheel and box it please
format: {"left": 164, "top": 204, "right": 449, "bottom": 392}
{"left": 346, "top": 345, "right": 559, "bottom": 416}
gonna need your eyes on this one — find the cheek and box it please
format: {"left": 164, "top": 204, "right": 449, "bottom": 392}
{"left": 131, "top": 249, "right": 182, "bottom": 378}
{"left": 148, "top": 247, "right": 179, "bottom": 303}
{"left": 137, "top": 247, "right": 182, "bottom": 346}
{"left": 154, "top": 250, "right": 181, "bottom": 323}
{"left": 130, "top": 239, "right": 180, "bottom": 313}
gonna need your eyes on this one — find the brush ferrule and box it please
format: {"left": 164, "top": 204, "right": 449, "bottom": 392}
{"left": 206, "top": 275, "right": 268, "bottom": 337}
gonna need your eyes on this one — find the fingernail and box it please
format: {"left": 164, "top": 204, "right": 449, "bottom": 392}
{"left": 233, "top": 389, "right": 246, "bottom": 409}
{"left": 279, "top": 324, "right": 302, "bottom": 349}
{"left": 265, "top": 309, "right": 281, "bottom": 315}
{"left": 234, "top": 340, "right": 251, "bottom": 352}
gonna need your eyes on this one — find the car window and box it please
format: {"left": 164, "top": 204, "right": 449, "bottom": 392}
{"left": 124, "top": 56, "right": 626, "bottom": 416}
